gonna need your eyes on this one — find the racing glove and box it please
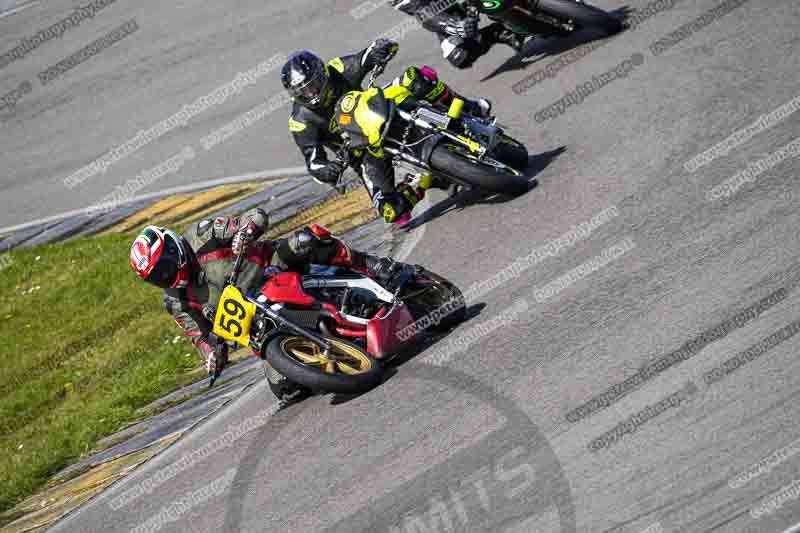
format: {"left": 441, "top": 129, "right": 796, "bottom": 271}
{"left": 363, "top": 38, "right": 399, "bottom": 68}
{"left": 205, "top": 338, "right": 229, "bottom": 376}
{"left": 367, "top": 256, "right": 400, "bottom": 283}
{"left": 194, "top": 336, "right": 228, "bottom": 376}
{"left": 231, "top": 221, "right": 261, "bottom": 256}
{"left": 311, "top": 159, "right": 346, "bottom": 186}
{"left": 463, "top": 97, "right": 493, "bottom": 118}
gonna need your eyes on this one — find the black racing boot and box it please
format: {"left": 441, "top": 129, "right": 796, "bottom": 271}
{"left": 462, "top": 97, "right": 493, "bottom": 118}
{"left": 416, "top": 172, "right": 450, "bottom": 193}
{"left": 377, "top": 187, "right": 418, "bottom": 225}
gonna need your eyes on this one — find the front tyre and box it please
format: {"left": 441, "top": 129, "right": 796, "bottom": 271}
{"left": 429, "top": 142, "right": 530, "bottom": 196}
{"left": 536, "top": 0, "right": 623, "bottom": 34}
{"left": 404, "top": 269, "right": 467, "bottom": 332}
{"left": 490, "top": 134, "right": 529, "bottom": 171}
{"left": 265, "top": 335, "right": 383, "bottom": 395}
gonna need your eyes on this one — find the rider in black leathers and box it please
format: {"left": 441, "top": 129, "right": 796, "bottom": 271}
{"left": 282, "top": 39, "right": 492, "bottom": 224}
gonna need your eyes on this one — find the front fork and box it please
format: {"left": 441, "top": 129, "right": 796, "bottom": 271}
{"left": 250, "top": 299, "right": 343, "bottom": 361}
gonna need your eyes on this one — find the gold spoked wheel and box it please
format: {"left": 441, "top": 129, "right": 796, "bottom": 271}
{"left": 280, "top": 337, "right": 374, "bottom": 375}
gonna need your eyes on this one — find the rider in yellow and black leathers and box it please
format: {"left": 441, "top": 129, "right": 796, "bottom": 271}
{"left": 281, "top": 39, "right": 492, "bottom": 223}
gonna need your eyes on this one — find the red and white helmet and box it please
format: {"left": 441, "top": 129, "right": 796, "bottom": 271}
{"left": 130, "top": 226, "right": 192, "bottom": 289}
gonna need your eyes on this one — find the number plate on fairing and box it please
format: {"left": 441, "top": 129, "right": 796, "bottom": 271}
{"left": 213, "top": 285, "right": 257, "bottom": 345}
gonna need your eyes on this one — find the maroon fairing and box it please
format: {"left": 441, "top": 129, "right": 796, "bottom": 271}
{"left": 260, "top": 271, "right": 415, "bottom": 359}
{"left": 366, "top": 304, "right": 415, "bottom": 359}
{"left": 260, "top": 272, "right": 316, "bottom": 306}
{"left": 321, "top": 303, "right": 368, "bottom": 333}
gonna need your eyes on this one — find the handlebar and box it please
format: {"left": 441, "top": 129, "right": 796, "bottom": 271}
{"left": 227, "top": 251, "right": 245, "bottom": 286}
{"left": 366, "top": 63, "right": 384, "bottom": 90}
{"left": 330, "top": 52, "right": 394, "bottom": 193}
{"left": 366, "top": 49, "right": 395, "bottom": 89}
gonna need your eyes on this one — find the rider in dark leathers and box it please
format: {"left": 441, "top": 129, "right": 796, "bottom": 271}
{"left": 282, "top": 39, "right": 491, "bottom": 223}
{"left": 390, "top": 0, "right": 527, "bottom": 69}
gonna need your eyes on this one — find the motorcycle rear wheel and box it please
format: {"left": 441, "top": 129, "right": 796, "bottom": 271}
{"left": 265, "top": 335, "right": 383, "bottom": 395}
{"left": 535, "top": 0, "right": 623, "bottom": 34}
{"left": 429, "top": 142, "right": 530, "bottom": 196}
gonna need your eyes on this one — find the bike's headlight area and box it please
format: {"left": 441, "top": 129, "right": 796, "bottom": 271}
{"left": 416, "top": 107, "right": 451, "bottom": 129}
{"left": 345, "top": 288, "right": 383, "bottom": 319}
{"left": 465, "top": 120, "right": 501, "bottom": 149}
{"left": 249, "top": 316, "right": 277, "bottom": 349}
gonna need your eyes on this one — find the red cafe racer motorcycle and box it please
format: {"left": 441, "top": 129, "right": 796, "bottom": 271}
{"left": 211, "top": 251, "right": 465, "bottom": 397}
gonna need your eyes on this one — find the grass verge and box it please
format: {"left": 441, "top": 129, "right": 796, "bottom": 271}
{"left": 0, "top": 184, "right": 375, "bottom": 516}
{"left": 0, "top": 234, "right": 199, "bottom": 514}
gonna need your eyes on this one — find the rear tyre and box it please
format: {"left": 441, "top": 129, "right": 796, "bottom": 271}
{"left": 265, "top": 335, "right": 383, "bottom": 395}
{"left": 429, "top": 142, "right": 529, "bottom": 196}
{"left": 536, "top": 0, "right": 623, "bottom": 34}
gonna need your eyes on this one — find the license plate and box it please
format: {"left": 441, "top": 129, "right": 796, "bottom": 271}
{"left": 212, "top": 285, "right": 257, "bottom": 346}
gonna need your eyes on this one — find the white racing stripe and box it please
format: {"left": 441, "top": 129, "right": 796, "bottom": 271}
{"left": 2, "top": 164, "right": 429, "bottom": 271}
{"left": 2, "top": 163, "right": 428, "bottom": 265}
{"left": 393, "top": 194, "right": 430, "bottom": 262}
{"left": 782, "top": 521, "right": 800, "bottom": 533}
{"left": 0, "top": 0, "right": 38, "bottom": 19}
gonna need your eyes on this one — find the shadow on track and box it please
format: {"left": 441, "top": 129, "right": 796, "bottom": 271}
{"left": 399, "top": 145, "right": 566, "bottom": 232}
{"left": 481, "top": 7, "right": 633, "bottom": 82}
{"left": 329, "top": 302, "right": 489, "bottom": 405}
{"left": 224, "top": 315, "right": 577, "bottom": 533}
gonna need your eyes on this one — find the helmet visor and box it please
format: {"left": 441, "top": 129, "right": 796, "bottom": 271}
{"left": 145, "top": 232, "right": 185, "bottom": 288}
{"left": 147, "top": 257, "right": 180, "bottom": 289}
{"left": 289, "top": 71, "right": 329, "bottom": 106}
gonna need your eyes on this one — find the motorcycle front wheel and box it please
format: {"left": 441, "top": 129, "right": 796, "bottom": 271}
{"left": 264, "top": 335, "right": 383, "bottom": 395}
{"left": 402, "top": 268, "right": 467, "bottom": 333}
{"left": 490, "top": 134, "right": 530, "bottom": 171}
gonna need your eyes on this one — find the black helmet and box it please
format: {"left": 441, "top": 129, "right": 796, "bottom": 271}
{"left": 281, "top": 51, "right": 330, "bottom": 107}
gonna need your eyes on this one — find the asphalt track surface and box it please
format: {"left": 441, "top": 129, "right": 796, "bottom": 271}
{"left": 8, "top": 0, "right": 799, "bottom": 531}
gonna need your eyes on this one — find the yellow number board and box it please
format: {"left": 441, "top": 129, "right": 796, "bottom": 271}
{"left": 212, "top": 285, "right": 257, "bottom": 346}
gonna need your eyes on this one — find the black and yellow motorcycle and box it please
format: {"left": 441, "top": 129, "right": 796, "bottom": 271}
{"left": 333, "top": 62, "right": 531, "bottom": 201}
